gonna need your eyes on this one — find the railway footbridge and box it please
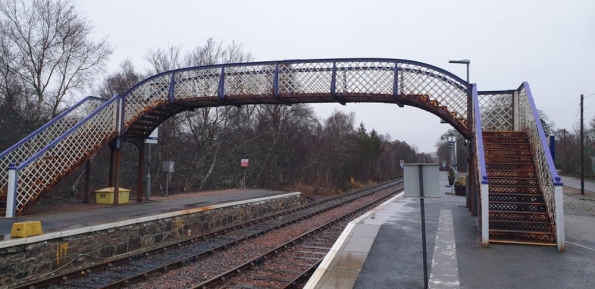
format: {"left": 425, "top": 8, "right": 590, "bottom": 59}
{"left": 0, "top": 58, "right": 564, "bottom": 250}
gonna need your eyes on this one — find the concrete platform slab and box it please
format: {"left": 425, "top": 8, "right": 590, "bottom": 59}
{"left": 306, "top": 172, "right": 595, "bottom": 289}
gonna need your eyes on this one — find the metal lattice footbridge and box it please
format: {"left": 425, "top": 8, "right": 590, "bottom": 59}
{"left": 0, "top": 58, "right": 565, "bottom": 250}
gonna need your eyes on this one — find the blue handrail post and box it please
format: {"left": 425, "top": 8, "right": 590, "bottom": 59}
{"left": 6, "top": 163, "right": 17, "bottom": 218}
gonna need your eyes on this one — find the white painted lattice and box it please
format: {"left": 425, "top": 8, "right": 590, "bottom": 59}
{"left": 12, "top": 99, "right": 119, "bottom": 213}
{"left": 517, "top": 83, "right": 559, "bottom": 243}
{"left": 479, "top": 92, "right": 514, "bottom": 131}
{"left": 2, "top": 58, "right": 473, "bottom": 215}
{"left": 335, "top": 61, "right": 393, "bottom": 95}
{"left": 225, "top": 64, "right": 276, "bottom": 97}
{"left": 174, "top": 68, "right": 221, "bottom": 99}
{"left": 0, "top": 97, "right": 105, "bottom": 194}
{"left": 124, "top": 74, "right": 171, "bottom": 128}
{"left": 398, "top": 62, "right": 468, "bottom": 121}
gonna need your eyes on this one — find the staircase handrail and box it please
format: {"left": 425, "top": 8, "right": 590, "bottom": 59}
{"left": 5, "top": 95, "right": 120, "bottom": 215}
{"left": 0, "top": 96, "right": 106, "bottom": 193}
{"left": 472, "top": 84, "right": 489, "bottom": 246}
{"left": 517, "top": 81, "right": 565, "bottom": 251}
{"left": 16, "top": 96, "right": 119, "bottom": 170}
{"left": 0, "top": 96, "right": 106, "bottom": 160}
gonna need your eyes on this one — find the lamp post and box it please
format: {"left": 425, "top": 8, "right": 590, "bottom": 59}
{"left": 449, "top": 59, "right": 470, "bottom": 82}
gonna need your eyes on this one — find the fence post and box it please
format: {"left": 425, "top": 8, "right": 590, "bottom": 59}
{"left": 6, "top": 163, "right": 17, "bottom": 218}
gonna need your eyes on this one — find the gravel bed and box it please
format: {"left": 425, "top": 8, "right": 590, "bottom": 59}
{"left": 44, "top": 182, "right": 397, "bottom": 289}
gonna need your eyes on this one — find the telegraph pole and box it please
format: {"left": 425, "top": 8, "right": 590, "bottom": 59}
{"left": 581, "top": 94, "right": 585, "bottom": 195}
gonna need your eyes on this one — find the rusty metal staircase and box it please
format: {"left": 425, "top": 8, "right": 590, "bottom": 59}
{"left": 483, "top": 131, "right": 555, "bottom": 245}
{"left": 475, "top": 83, "right": 565, "bottom": 251}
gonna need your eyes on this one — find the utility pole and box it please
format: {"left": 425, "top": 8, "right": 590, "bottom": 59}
{"left": 581, "top": 94, "right": 585, "bottom": 195}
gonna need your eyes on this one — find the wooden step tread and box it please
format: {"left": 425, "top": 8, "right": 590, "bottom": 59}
{"left": 489, "top": 210, "right": 548, "bottom": 215}
{"left": 487, "top": 176, "right": 538, "bottom": 180}
{"left": 489, "top": 219, "right": 550, "bottom": 224}
{"left": 484, "top": 142, "right": 529, "bottom": 145}
{"left": 488, "top": 184, "right": 540, "bottom": 188}
{"left": 489, "top": 228, "right": 554, "bottom": 235}
{"left": 489, "top": 193, "right": 543, "bottom": 197}
{"left": 489, "top": 201, "right": 546, "bottom": 205}
{"left": 484, "top": 148, "right": 531, "bottom": 152}
{"left": 486, "top": 162, "right": 534, "bottom": 165}
{"left": 488, "top": 239, "right": 556, "bottom": 246}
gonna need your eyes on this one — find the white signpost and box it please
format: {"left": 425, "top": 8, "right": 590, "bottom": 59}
{"left": 404, "top": 163, "right": 440, "bottom": 289}
{"left": 144, "top": 128, "right": 158, "bottom": 201}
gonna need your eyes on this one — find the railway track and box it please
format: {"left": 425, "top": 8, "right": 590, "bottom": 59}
{"left": 195, "top": 182, "right": 402, "bottom": 288}
{"left": 17, "top": 180, "right": 402, "bottom": 289}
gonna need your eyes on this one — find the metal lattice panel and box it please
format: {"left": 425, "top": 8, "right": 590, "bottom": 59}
{"left": 488, "top": 178, "right": 538, "bottom": 186}
{"left": 489, "top": 185, "right": 540, "bottom": 194}
{"left": 517, "top": 84, "right": 557, "bottom": 237}
{"left": 12, "top": 100, "right": 119, "bottom": 213}
{"left": 485, "top": 149, "right": 532, "bottom": 157}
{"left": 490, "top": 221, "right": 551, "bottom": 231}
{"left": 488, "top": 170, "right": 536, "bottom": 178}
{"left": 489, "top": 194, "right": 543, "bottom": 203}
{"left": 226, "top": 64, "right": 276, "bottom": 97}
{"left": 124, "top": 74, "right": 171, "bottom": 127}
{"left": 479, "top": 92, "right": 514, "bottom": 131}
{"left": 0, "top": 97, "right": 105, "bottom": 194}
{"left": 335, "top": 61, "right": 394, "bottom": 95}
{"left": 485, "top": 156, "right": 533, "bottom": 163}
{"left": 174, "top": 68, "right": 222, "bottom": 99}
{"left": 489, "top": 202, "right": 546, "bottom": 212}
{"left": 278, "top": 62, "right": 333, "bottom": 96}
{"left": 489, "top": 211, "right": 549, "bottom": 222}
{"left": 399, "top": 62, "right": 468, "bottom": 121}
{"left": 489, "top": 231, "right": 555, "bottom": 243}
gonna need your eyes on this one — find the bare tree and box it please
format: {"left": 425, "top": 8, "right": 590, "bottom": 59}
{"left": 0, "top": 0, "right": 112, "bottom": 121}
{"left": 96, "top": 60, "right": 141, "bottom": 99}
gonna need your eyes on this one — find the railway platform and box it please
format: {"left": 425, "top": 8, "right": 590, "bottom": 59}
{"left": 0, "top": 189, "right": 295, "bottom": 240}
{"left": 306, "top": 172, "right": 595, "bottom": 289}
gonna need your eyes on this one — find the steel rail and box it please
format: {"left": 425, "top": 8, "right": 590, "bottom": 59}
{"left": 194, "top": 185, "right": 403, "bottom": 288}
{"left": 95, "top": 181, "right": 400, "bottom": 289}
{"left": 15, "top": 180, "right": 398, "bottom": 289}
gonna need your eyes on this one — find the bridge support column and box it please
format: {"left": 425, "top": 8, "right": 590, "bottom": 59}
{"left": 109, "top": 148, "right": 115, "bottom": 187}
{"left": 108, "top": 138, "right": 122, "bottom": 205}
{"left": 469, "top": 150, "right": 478, "bottom": 216}
{"left": 137, "top": 143, "right": 144, "bottom": 202}
{"left": 83, "top": 159, "right": 91, "bottom": 204}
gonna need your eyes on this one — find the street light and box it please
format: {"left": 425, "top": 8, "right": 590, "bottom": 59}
{"left": 449, "top": 59, "right": 470, "bottom": 83}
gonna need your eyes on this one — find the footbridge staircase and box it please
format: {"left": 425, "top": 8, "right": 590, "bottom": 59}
{"left": 0, "top": 58, "right": 564, "bottom": 250}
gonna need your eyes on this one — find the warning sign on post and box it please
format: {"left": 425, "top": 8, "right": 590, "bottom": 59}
{"left": 241, "top": 159, "right": 249, "bottom": 168}
{"left": 403, "top": 163, "right": 440, "bottom": 198}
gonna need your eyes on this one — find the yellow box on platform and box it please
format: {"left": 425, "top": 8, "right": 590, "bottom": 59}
{"left": 94, "top": 187, "right": 130, "bottom": 204}
{"left": 11, "top": 221, "right": 43, "bottom": 238}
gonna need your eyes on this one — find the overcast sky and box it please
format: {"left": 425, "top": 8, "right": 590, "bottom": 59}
{"left": 77, "top": 0, "right": 595, "bottom": 153}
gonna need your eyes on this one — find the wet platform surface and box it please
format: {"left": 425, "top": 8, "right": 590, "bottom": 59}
{"left": 306, "top": 172, "right": 595, "bottom": 289}
{"left": 0, "top": 189, "right": 293, "bottom": 239}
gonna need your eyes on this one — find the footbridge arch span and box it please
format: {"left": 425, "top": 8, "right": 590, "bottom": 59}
{"left": 1, "top": 58, "right": 472, "bottom": 216}
{"left": 122, "top": 58, "right": 472, "bottom": 140}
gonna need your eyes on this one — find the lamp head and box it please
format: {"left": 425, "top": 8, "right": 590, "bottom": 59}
{"left": 449, "top": 59, "right": 470, "bottom": 64}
